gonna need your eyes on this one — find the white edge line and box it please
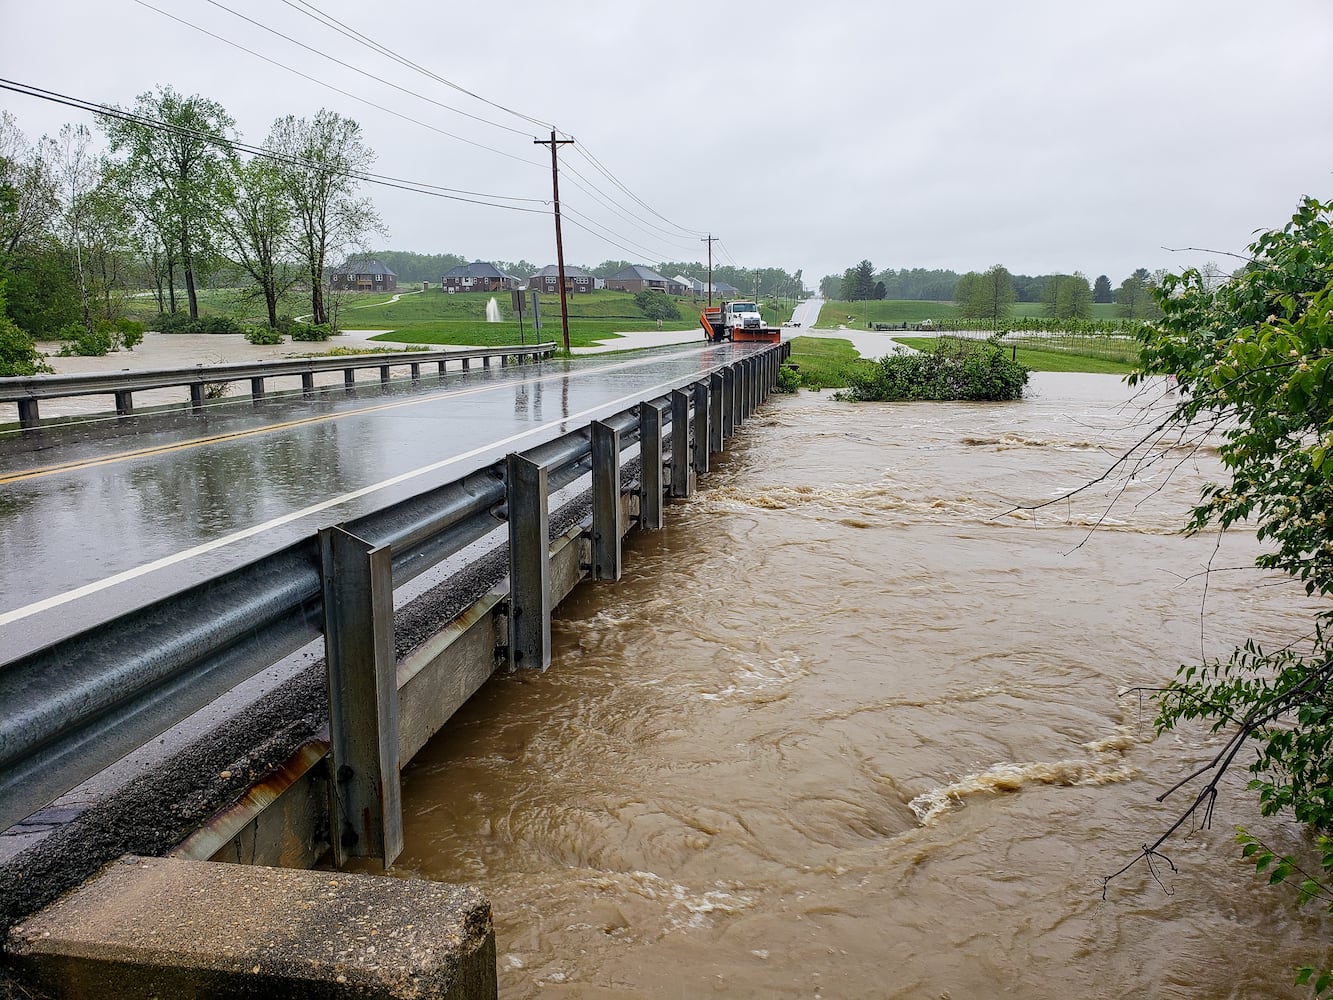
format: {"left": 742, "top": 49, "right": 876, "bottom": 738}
{"left": 0, "top": 356, "right": 727, "bottom": 629}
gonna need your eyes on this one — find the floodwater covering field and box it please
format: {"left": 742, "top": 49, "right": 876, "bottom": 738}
{"left": 396, "top": 373, "right": 1329, "bottom": 998}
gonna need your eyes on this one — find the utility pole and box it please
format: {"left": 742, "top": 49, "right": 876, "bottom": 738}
{"left": 701, "top": 234, "right": 716, "bottom": 305}
{"left": 535, "top": 131, "right": 574, "bottom": 352}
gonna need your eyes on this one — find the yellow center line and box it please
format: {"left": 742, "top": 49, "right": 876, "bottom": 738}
{"left": 0, "top": 377, "right": 517, "bottom": 485}
{"left": 0, "top": 348, "right": 713, "bottom": 486}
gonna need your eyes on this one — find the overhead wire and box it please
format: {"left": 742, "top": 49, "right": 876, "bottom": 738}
{"left": 178, "top": 0, "right": 710, "bottom": 251}
{"left": 0, "top": 79, "right": 551, "bottom": 214}
{"left": 132, "top": 0, "right": 546, "bottom": 168}
{"left": 197, "top": 0, "right": 534, "bottom": 138}
{"left": 278, "top": 0, "right": 552, "bottom": 132}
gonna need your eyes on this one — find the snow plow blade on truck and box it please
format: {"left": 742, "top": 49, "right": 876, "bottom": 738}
{"left": 701, "top": 301, "right": 782, "bottom": 344}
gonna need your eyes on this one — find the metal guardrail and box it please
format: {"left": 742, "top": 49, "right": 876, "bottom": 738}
{"left": 0, "top": 343, "right": 557, "bottom": 429}
{"left": 0, "top": 342, "right": 790, "bottom": 851}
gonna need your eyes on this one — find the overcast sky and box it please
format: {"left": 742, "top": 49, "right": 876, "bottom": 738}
{"left": 3, "top": 1, "right": 1331, "bottom": 288}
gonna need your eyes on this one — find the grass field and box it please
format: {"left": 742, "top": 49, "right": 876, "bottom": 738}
{"left": 891, "top": 336, "right": 1135, "bottom": 374}
{"left": 816, "top": 299, "right": 1120, "bottom": 328}
{"left": 361, "top": 288, "right": 707, "bottom": 349}
{"left": 784, "top": 337, "right": 868, "bottom": 389}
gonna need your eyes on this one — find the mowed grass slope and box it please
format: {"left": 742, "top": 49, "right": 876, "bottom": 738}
{"left": 816, "top": 299, "right": 1120, "bottom": 328}
{"left": 360, "top": 288, "right": 705, "bottom": 348}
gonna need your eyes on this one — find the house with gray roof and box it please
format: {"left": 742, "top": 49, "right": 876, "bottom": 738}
{"left": 440, "top": 261, "right": 519, "bottom": 293}
{"left": 606, "top": 265, "right": 687, "bottom": 296}
{"left": 331, "top": 258, "right": 398, "bottom": 292}
{"left": 529, "top": 264, "right": 601, "bottom": 295}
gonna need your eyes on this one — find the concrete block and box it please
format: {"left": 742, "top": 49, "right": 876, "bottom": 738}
{"left": 7, "top": 855, "right": 496, "bottom": 999}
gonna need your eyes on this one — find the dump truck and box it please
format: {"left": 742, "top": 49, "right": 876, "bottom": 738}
{"left": 700, "top": 300, "right": 782, "bottom": 344}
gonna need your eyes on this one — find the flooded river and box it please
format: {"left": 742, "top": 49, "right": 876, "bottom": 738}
{"left": 397, "top": 372, "right": 1328, "bottom": 998}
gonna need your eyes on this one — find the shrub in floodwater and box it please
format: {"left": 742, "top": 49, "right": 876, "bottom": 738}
{"left": 774, "top": 365, "right": 801, "bottom": 393}
{"left": 289, "top": 321, "right": 333, "bottom": 342}
{"left": 56, "top": 321, "right": 113, "bottom": 357}
{"left": 834, "top": 335, "right": 1029, "bottom": 402}
{"left": 243, "top": 325, "right": 284, "bottom": 345}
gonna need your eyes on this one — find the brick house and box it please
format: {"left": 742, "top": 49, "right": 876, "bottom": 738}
{"left": 529, "top": 265, "right": 599, "bottom": 294}
{"left": 330, "top": 258, "right": 398, "bottom": 292}
{"left": 440, "top": 261, "right": 518, "bottom": 293}
{"left": 605, "top": 265, "right": 683, "bottom": 295}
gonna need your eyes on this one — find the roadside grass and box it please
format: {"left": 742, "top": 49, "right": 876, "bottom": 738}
{"left": 817, "top": 299, "right": 1120, "bottom": 328}
{"left": 785, "top": 336, "right": 867, "bottom": 389}
{"left": 360, "top": 288, "right": 704, "bottom": 348}
{"left": 891, "top": 336, "right": 1135, "bottom": 374}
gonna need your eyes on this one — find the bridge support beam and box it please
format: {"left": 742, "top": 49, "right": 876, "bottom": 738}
{"left": 319, "top": 525, "right": 403, "bottom": 870}
{"left": 693, "top": 380, "right": 710, "bottom": 476}
{"left": 721, "top": 368, "right": 735, "bottom": 439}
{"left": 638, "top": 399, "right": 666, "bottom": 529}
{"left": 710, "top": 372, "right": 724, "bottom": 452}
{"left": 506, "top": 453, "right": 551, "bottom": 671}
{"left": 670, "top": 389, "right": 692, "bottom": 498}
{"left": 590, "top": 420, "right": 622, "bottom": 581}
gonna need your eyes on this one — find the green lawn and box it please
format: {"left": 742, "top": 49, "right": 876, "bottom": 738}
{"left": 784, "top": 336, "right": 867, "bottom": 389}
{"left": 358, "top": 288, "right": 706, "bottom": 349}
{"left": 817, "top": 299, "right": 1120, "bottom": 328}
{"left": 891, "top": 336, "right": 1135, "bottom": 374}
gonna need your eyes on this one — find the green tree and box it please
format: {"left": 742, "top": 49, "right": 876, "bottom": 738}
{"left": 0, "top": 276, "right": 51, "bottom": 376}
{"left": 959, "top": 264, "right": 1015, "bottom": 323}
{"left": 0, "top": 112, "right": 58, "bottom": 264}
{"left": 634, "top": 289, "right": 680, "bottom": 321}
{"left": 1114, "top": 267, "right": 1152, "bottom": 318}
{"left": 268, "top": 110, "right": 382, "bottom": 328}
{"left": 217, "top": 154, "right": 296, "bottom": 329}
{"left": 100, "top": 87, "right": 235, "bottom": 321}
{"left": 1093, "top": 273, "right": 1113, "bottom": 303}
{"left": 1041, "top": 272, "right": 1093, "bottom": 320}
{"left": 1108, "top": 196, "right": 1333, "bottom": 994}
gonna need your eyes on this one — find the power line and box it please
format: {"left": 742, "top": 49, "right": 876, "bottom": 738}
{"left": 0, "top": 78, "right": 551, "bottom": 215}
{"left": 198, "top": 0, "right": 533, "bottom": 138}
{"left": 132, "top": 0, "right": 545, "bottom": 168}
{"left": 569, "top": 143, "right": 707, "bottom": 239}
{"left": 279, "top": 0, "right": 552, "bottom": 132}
{"left": 559, "top": 164, "right": 702, "bottom": 254}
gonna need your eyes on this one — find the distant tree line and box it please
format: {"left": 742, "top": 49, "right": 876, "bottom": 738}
{"left": 821, "top": 258, "right": 1186, "bottom": 321}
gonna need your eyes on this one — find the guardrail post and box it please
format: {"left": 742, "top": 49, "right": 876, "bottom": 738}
{"left": 437, "top": 360, "right": 447, "bottom": 377}
{"left": 639, "top": 400, "right": 666, "bottom": 529}
{"left": 113, "top": 390, "right": 133, "bottom": 417}
{"left": 250, "top": 377, "right": 265, "bottom": 405}
{"left": 344, "top": 369, "right": 356, "bottom": 393}
{"left": 721, "top": 368, "right": 735, "bottom": 439}
{"left": 590, "top": 420, "right": 622, "bottom": 581}
{"left": 18, "top": 398, "right": 39, "bottom": 429}
{"left": 709, "top": 372, "right": 724, "bottom": 453}
{"left": 693, "top": 381, "right": 710, "bottom": 476}
{"left": 189, "top": 383, "right": 205, "bottom": 412}
{"left": 319, "top": 525, "right": 403, "bottom": 871}
{"left": 379, "top": 365, "right": 391, "bottom": 386}
{"left": 483, "top": 356, "right": 492, "bottom": 369}
{"left": 463, "top": 357, "right": 471, "bottom": 372}
{"left": 301, "top": 372, "right": 315, "bottom": 397}
{"left": 670, "top": 389, "right": 691, "bottom": 498}
{"left": 410, "top": 362, "right": 421, "bottom": 383}
{"left": 506, "top": 453, "right": 551, "bottom": 671}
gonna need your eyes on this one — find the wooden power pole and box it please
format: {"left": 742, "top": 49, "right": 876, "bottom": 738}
{"left": 535, "top": 131, "right": 574, "bottom": 352}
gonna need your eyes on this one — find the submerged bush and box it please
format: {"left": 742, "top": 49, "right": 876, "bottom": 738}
{"left": 835, "top": 336, "right": 1029, "bottom": 402}
{"left": 289, "top": 321, "right": 333, "bottom": 342}
{"left": 0, "top": 315, "right": 52, "bottom": 376}
{"left": 243, "top": 325, "right": 284, "bottom": 345}
{"left": 56, "top": 321, "right": 112, "bottom": 357}
{"left": 774, "top": 365, "right": 801, "bottom": 393}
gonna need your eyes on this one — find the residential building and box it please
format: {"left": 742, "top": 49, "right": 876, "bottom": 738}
{"left": 330, "top": 258, "right": 398, "bottom": 292}
{"left": 440, "top": 261, "right": 519, "bottom": 293}
{"left": 606, "top": 265, "right": 687, "bottom": 296}
{"left": 529, "top": 264, "right": 600, "bottom": 294}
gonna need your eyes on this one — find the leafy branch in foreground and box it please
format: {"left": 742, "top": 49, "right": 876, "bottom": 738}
{"left": 1093, "top": 196, "right": 1333, "bottom": 993}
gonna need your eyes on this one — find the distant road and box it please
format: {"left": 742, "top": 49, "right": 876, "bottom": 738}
{"left": 790, "top": 297, "right": 823, "bottom": 328}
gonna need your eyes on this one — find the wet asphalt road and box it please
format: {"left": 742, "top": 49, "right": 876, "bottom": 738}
{"left": 1, "top": 341, "right": 760, "bottom": 660}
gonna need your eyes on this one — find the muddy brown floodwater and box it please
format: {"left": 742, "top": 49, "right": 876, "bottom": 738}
{"left": 396, "top": 372, "right": 1329, "bottom": 998}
